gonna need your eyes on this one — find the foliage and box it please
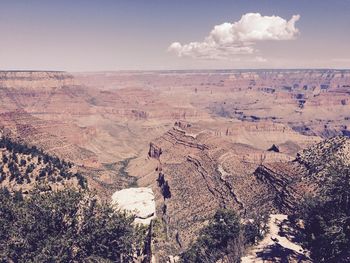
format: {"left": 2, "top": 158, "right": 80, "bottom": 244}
{"left": 0, "top": 187, "right": 145, "bottom": 263}
{"left": 0, "top": 136, "right": 87, "bottom": 189}
{"left": 242, "top": 212, "right": 269, "bottom": 246}
{"left": 181, "top": 209, "right": 244, "bottom": 263}
{"left": 300, "top": 164, "right": 350, "bottom": 263}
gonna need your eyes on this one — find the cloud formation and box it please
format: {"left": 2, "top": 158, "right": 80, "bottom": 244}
{"left": 168, "top": 13, "right": 300, "bottom": 60}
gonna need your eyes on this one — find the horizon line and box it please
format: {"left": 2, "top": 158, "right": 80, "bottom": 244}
{"left": 1, "top": 68, "right": 350, "bottom": 73}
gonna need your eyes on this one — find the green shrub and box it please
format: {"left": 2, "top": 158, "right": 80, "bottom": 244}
{"left": 0, "top": 187, "right": 145, "bottom": 262}
{"left": 300, "top": 164, "right": 350, "bottom": 263}
{"left": 181, "top": 209, "right": 243, "bottom": 263}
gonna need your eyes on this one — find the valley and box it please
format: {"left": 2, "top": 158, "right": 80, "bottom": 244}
{"left": 0, "top": 69, "right": 349, "bottom": 262}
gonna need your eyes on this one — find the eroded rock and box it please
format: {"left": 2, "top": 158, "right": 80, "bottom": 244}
{"left": 111, "top": 187, "right": 156, "bottom": 225}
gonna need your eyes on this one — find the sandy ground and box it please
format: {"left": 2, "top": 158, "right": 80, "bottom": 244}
{"left": 242, "top": 214, "right": 311, "bottom": 263}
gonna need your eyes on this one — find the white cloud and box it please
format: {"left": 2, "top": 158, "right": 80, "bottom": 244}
{"left": 254, "top": 56, "right": 268, "bottom": 63}
{"left": 168, "top": 13, "right": 300, "bottom": 60}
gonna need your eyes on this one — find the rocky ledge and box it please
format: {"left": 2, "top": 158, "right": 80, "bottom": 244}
{"left": 111, "top": 187, "right": 156, "bottom": 225}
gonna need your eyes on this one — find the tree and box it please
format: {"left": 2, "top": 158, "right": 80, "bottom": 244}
{"left": 181, "top": 209, "right": 243, "bottom": 263}
{"left": 300, "top": 164, "right": 350, "bottom": 263}
{"left": 20, "top": 159, "right": 27, "bottom": 167}
{"left": 2, "top": 155, "right": 8, "bottom": 164}
{"left": 162, "top": 181, "right": 171, "bottom": 199}
{"left": 0, "top": 188, "right": 145, "bottom": 262}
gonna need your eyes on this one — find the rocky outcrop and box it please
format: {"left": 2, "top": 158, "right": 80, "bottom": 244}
{"left": 253, "top": 136, "right": 350, "bottom": 213}
{"left": 111, "top": 187, "right": 156, "bottom": 225}
{"left": 174, "top": 121, "right": 191, "bottom": 129}
{"left": 148, "top": 143, "right": 162, "bottom": 159}
{"left": 296, "top": 136, "right": 350, "bottom": 173}
{"left": 267, "top": 144, "right": 280, "bottom": 152}
{"left": 135, "top": 121, "right": 321, "bottom": 258}
{"left": 131, "top": 109, "right": 148, "bottom": 119}
{"left": 253, "top": 163, "right": 307, "bottom": 213}
{"left": 136, "top": 117, "right": 350, "bottom": 259}
{"left": 166, "top": 129, "right": 209, "bottom": 150}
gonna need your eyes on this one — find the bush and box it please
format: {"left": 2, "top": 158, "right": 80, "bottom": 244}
{"left": 243, "top": 210, "right": 269, "bottom": 246}
{"left": 181, "top": 209, "right": 244, "bottom": 263}
{"left": 0, "top": 187, "right": 145, "bottom": 262}
{"left": 300, "top": 164, "right": 350, "bottom": 263}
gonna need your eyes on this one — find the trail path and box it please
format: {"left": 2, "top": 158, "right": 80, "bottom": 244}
{"left": 241, "top": 214, "right": 311, "bottom": 263}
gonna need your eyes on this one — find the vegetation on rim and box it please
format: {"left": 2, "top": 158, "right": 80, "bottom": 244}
{"left": 181, "top": 209, "right": 268, "bottom": 263}
{"left": 0, "top": 187, "right": 147, "bottom": 262}
{"left": 299, "top": 163, "right": 350, "bottom": 263}
{"left": 0, "top": 135, "right": 87, "bottom": 192}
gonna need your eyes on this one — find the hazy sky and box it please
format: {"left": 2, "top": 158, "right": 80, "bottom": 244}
{"left": 0, "top": 0, "right": 349, "bottom": 71}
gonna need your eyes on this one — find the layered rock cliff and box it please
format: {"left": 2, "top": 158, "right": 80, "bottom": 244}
{"left": 132, "top": 120, "right": 323, "bottom": 259}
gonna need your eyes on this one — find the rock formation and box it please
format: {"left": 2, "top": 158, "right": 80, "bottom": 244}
{"left": 111, "top": 187, "right": 156, "bottom": 225}
{"left": 131, "top": 120, "right": 324, "bottom": 258}
{"left": 0, "top": 69, "right": 349, "bottom": 261}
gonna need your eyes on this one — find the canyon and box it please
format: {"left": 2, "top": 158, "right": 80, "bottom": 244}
{"left": 0, "top": 70, "right": 349, "bottom": 262}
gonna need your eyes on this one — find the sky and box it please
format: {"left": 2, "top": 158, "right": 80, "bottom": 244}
{"left": 0, "top": 0, "right": 349, "bottom": 71}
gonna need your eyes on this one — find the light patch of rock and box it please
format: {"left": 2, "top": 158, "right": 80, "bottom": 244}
{"left": 112, "top": 187, "right": 156, "bottom": 225}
